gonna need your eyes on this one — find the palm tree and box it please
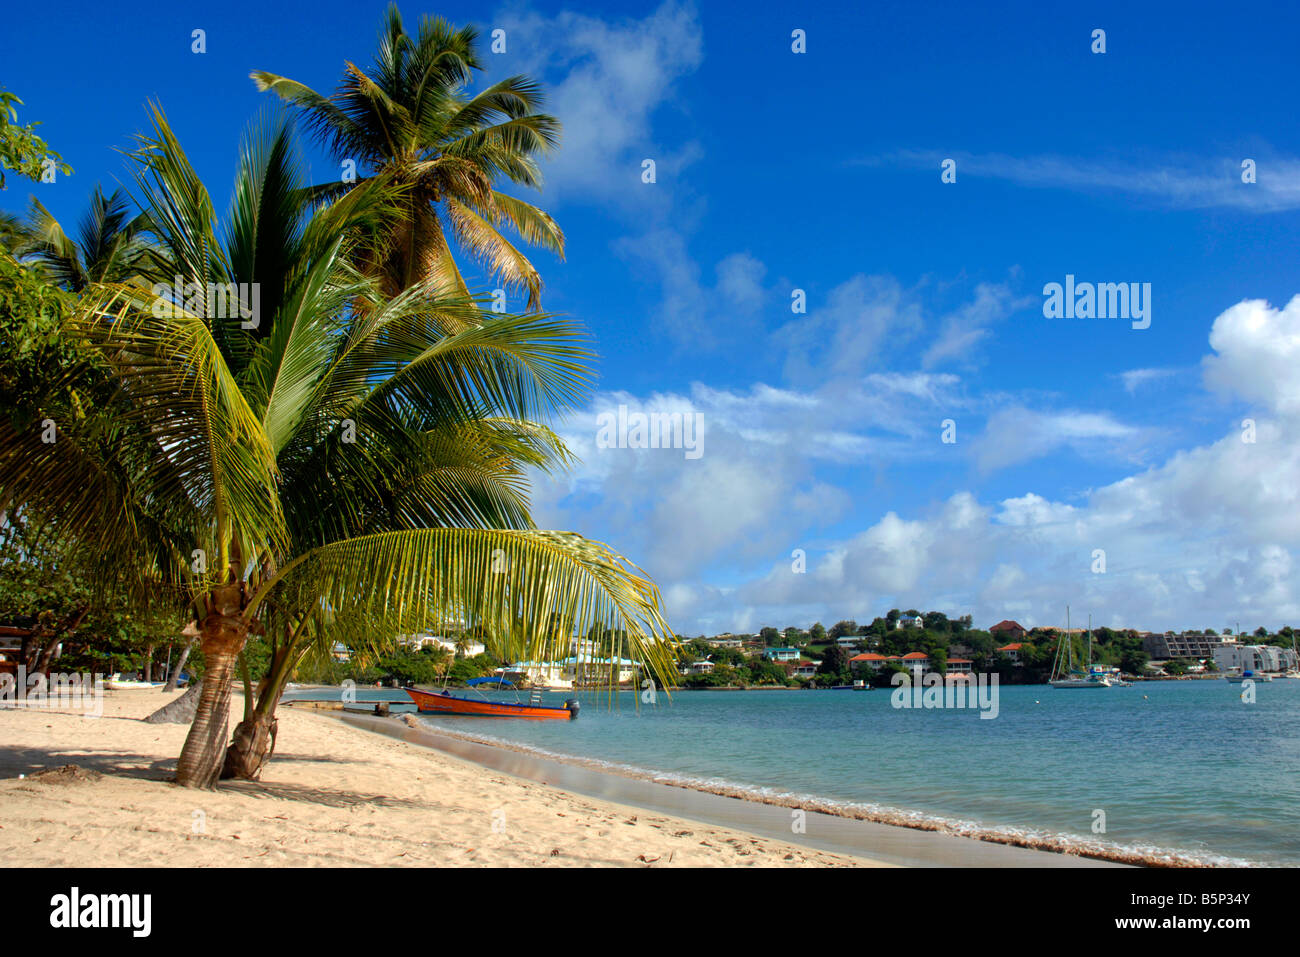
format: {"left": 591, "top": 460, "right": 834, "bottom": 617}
{"left": 0, "top": 105, "right": 675, "bottom": 789}
{"left": 14, "top": 185, "right": 155, "bottom": 291}
{"left": 251, "top": 3, "right": 564, "bottom": 309}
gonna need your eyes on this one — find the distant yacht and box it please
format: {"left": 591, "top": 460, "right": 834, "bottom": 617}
{"left": 1049, "top": 609, "right": 1112, "bottom": 689}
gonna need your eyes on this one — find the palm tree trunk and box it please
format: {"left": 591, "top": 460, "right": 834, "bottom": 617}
{"left": 175, "top": 584, "right": 248, "bottom": 789}
{"left": 165, "top": 643, "right": 192, "bottom": 692}
{"left": 222, "top": 711, "right": 278, "bottom": 780}
{"left": 222, "top": 643, "right": 299, "bottom": 780}
{"left": 142, "top": 643, "right": 155, "bottom": 682}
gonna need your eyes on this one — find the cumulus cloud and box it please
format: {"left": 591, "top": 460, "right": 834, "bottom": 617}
{"left": 492, "top": 1, "right": 703, "bottom": 210}
{"left": 1202, "top": 295, "right": 1300, "bottom": 415}
{"left": 532, "top": 291, "right": 1300, "bottom": 635}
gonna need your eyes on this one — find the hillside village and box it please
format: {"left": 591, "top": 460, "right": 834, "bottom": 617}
{"left": 674, "top": 610, "right": 1300, "bottom": 688}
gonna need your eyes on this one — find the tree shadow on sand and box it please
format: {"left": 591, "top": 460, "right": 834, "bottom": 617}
{"left": 215, "top": 778, "right": 433, "bottom": 811}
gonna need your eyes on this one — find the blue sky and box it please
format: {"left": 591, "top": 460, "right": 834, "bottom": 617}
{"left": 5, "top": 1, "right": 1300, "bottom": 634}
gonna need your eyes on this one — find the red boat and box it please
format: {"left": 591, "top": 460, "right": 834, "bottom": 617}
{"left": 405, "top": 687, "right": 579, "bottom": 720}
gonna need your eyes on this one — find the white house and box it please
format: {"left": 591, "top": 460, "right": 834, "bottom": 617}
{"left": 400, "top": 634, "right": 485, "bottom": 657}
{"left": 707, "top": 636, "right": 745, "bottom": 649}
{"left": 682, "top": 659, "right": 715, "bottom": 675}
{"left": 895, "top": 615, "right": 924, "bottom": 630}
{"left": 793, "top": 660, "right": 818, "bottom": 678}
{"left": 764, "top": 647, "right": 801, "bottom": 662}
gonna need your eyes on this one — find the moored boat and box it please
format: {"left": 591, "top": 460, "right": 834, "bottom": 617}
{"left": 405, "top": 687, "right": 579, "bottom": 720}
{"left": 106, "top": 673, "right": 166, "bottom": 691}
{"left": 1224, "top": 669, "right": 1273, "bottom": 683}
{"left": 1049, "top": 610, "right": 1113, "bottom": 689}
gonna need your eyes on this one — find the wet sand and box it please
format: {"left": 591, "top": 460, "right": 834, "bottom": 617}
{"left": 351, "top": 710, "right": 1131, "bottom": 868}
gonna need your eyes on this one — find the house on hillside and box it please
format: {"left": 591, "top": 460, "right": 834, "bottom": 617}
{"left": 849, "top": 652, "right": 889, "bottom": 672}
{"left": 900, "top": 651, "right": 930, "bottom": 673}
{"left": 990, "top": 619, "right": 1027, "bottom": 641}
{"left": 996, "top": 642, "right": 1025, "bottom": 664}
{"left": 895, "top": 615, "right": 924, "bottom": 630}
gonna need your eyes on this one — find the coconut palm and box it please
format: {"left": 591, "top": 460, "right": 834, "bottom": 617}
{"left": 0, "top": 105, "right": 675, "bottom": 789}
{"left": 251, "top": 3, "right": 564, "bottom": 309}
{"left": 15, "top": 185, "right": 156, "bottom": 291}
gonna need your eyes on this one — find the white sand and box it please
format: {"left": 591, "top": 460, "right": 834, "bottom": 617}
{"left": 0, "top": 690, "right": 886, "bottom": 867}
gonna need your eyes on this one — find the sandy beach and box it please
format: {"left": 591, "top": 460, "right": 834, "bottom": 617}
{"left": 0, "top": 689, "right": 886, "bottom": 867}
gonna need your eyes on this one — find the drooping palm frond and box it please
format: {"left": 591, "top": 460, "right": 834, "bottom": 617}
{"left": 74, "top": 282, "right": 286, "bottom": 573}
{"left": 253, "top": 528, "right": 679, "bottom": 690}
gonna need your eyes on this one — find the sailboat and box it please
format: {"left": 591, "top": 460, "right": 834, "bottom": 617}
{"left": 1049, "top": 609, "right": 1112, "bottom": 689}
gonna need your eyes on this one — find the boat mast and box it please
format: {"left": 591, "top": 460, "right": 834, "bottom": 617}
{"left": 1067, "top": 606, "right": 1072, "bottom": 673}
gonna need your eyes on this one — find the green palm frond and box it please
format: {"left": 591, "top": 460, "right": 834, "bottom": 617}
{"left": 254, "top": 528, "right": 679, "bottom": 689}
{"left": 251, "top": 3, "right": 563, "bottom": 309}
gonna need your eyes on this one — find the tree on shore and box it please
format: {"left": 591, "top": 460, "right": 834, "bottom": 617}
{"left": 0, "top": 106, "right": 676, "bottom": 788}
{"left": 251, "top": 4, "right": 563, "bottom": 309}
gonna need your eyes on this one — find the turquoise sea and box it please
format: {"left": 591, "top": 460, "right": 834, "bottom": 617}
{"left": 397, "top": 680, "right": 1300, "bottom": 866}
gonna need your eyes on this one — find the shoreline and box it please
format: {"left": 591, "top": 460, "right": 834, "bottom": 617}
{"left": 328, "top": 708, "right": 1132, "bottom": 868}
{"left": 0, "top": 691, "right": 885, "bottom": 867}
{"left": 349, "top": 708, "right": 1252, "bottom": 868}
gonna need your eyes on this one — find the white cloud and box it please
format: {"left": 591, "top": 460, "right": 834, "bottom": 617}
{"left": 613, "top": 232, "right": 769, "bottom": 345}
{"left": 974, "top": 407, "right": 1140, "bottom": 472}
{"left": 493, "top": 2, "right": 704, "bottom": 210}
{"left": 1119, "top": 367, "right": 1178, "bottom": 393}
{"left": 1202, "top": 295, "right": 1300, "bottom": 415}
{"left": 922, "top": 282, "right": 1028, "bottom": 368}
{"left": 776, "top": 274, "right": 925, "bottom": 385}
{"left": 869, "top": 150, "right": 1300, "bottom": 212}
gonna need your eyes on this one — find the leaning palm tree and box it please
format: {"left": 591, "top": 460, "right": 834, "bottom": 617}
{"left": 15, "top": 185, "right": 155, "bottom": 291}
{"left": 0, "top": 105, "right": 675, "bottom": 790}
{"left": 251, "top": 3, "right": 564, "bottom": 309}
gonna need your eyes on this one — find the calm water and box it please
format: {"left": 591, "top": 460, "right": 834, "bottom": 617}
{"left": 397, "top": 680, "right": 1300, "bottom": 866}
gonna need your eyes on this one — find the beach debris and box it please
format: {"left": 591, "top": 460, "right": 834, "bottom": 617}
{"left": 550, "top": 848, "right": 560, "bottom": 857}
{"left": 636, "top": 854, "right": 661, "bottom": 864}
{"left": 29, "top": 764, "right": 102, "bottom": 785}
{"left": 402, "top": 714, "right": 420, "bottom": 728}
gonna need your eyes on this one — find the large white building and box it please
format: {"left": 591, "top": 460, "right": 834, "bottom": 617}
{"left": 1212, "top": 643, "right": 1297, "bottom": 674}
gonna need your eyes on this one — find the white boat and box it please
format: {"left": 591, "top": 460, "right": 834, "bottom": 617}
{"left": 106, "top": 673, "right": 166, "bottom": 691}
{"left": 1224, "top": 670, "right": 1272, "bottom": 683}
{"left": 1049, "top": 610, "right": 1112, "bottom": 689}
